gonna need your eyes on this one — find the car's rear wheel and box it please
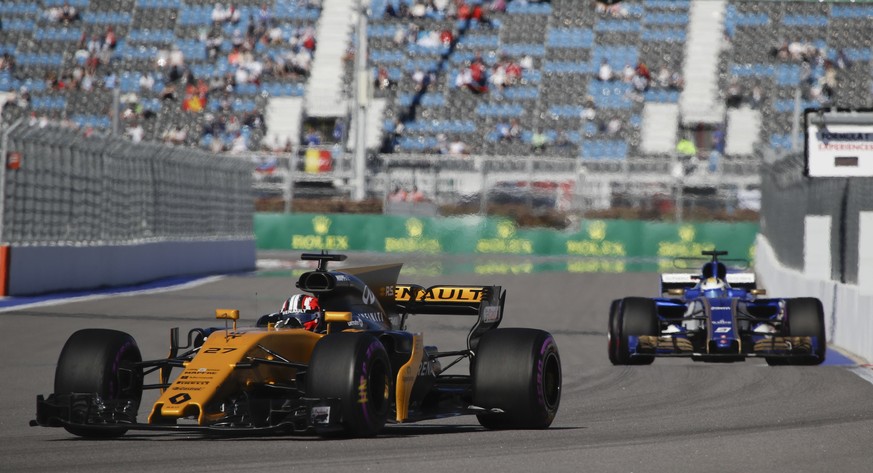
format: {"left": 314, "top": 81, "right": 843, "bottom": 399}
{"left": 54, "top": 329, "right": 143, "bottom": 438}
{"left": 766, "top": 298, "right": 826, "bottom": 366}
{"left": 607, "top": 299, "right": 620, "bottom": 364}
{"left": 473, "top": 328, "right": 561, "bottom": 430}
{"left": 306, "top": 332, "right": 392, "bottom": 437}
{"left": 613, "top": 297, "right": 658, "bottom": 365}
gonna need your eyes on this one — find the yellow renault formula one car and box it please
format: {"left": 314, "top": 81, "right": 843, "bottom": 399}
{"left": 32, "top": 253, "right": 561, "bottom": 438}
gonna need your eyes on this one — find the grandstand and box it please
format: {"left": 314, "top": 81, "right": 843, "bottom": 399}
{"left": 0, "top": 0, "right": 870, "bottom": 212}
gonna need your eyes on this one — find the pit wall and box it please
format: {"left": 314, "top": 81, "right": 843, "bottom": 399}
{"left": 755, "top": 214, "right": 873, "bottom": 363}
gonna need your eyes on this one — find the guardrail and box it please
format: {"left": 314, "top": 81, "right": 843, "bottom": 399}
{"left": 758, "top": 155, "right": 873, "bottom": 362}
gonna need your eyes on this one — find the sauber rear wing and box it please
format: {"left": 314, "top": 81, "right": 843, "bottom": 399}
{"left": 660, "top": 272, "right": 757, "bottom": 295}
{"left": 660, "top": 273, "right": 700, "bottom": 295}
{"left": 394, "top": 284, "right": 506, "bottom": 350}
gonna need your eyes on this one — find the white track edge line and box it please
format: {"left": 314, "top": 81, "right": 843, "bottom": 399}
{"left": 849, "top": 366, "right": 873, "bottom": 387}
{"left": 0, "top": 275, "right": 226, "bottom": 313}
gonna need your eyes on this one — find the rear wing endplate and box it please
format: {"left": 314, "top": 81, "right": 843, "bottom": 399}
{"left": 395, "top": 284, "right": 506, "bottom": 350}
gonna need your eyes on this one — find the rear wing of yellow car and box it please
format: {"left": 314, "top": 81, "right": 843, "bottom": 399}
{"left": 395, "top": 284, "right": 506, "bottom": 350}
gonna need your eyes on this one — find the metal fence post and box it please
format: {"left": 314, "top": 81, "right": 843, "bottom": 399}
{"left": 0, "top": 118, "right": 25, "bottom": 244}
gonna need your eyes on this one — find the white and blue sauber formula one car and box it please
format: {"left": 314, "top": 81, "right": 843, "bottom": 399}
{"left": 608, "top": 250, "right": 826, "bottom": 365}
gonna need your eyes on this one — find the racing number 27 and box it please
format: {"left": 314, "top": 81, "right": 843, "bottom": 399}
{"left": 203, "top": 348, "right": 238, "bottom": 354}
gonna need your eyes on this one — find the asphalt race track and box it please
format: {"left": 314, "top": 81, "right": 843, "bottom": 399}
{"left": 3, "top": 253, "right": 873, "bottom": 473}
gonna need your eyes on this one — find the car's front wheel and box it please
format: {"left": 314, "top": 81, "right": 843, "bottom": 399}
{"left": 766, "top": 298, "right": 826, "bottom": 366}
{"left": 54, "top": 328, "right": 143, "bottom": 438}
{"left": 612, "top": 297, "right": 658, "bottom": 365}
{"left": 306, "top": 332, "right": 392, "bottom": 437}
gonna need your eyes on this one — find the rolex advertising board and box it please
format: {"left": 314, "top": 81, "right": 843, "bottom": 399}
{"left": 254, "top": 213, "right": 758, "bottom": 273}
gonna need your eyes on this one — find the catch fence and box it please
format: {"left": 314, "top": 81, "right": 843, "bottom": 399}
{"left": 1, "top": 122, "right": 253, "bottom": 245}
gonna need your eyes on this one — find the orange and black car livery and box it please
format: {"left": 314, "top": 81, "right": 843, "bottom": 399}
{"left": 33, "top": 252, "right": 561, "bottom": 438}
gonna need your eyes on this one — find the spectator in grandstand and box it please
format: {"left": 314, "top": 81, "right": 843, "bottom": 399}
{"left": 508, "top": 118, "right": 522, "bottom": 140}
{"left": 449, "top": 139, "right": 469, "bottom": 156}
{"left": 631, "top": 71, "right": 648, "bottom": 94}
{"left": 412, "top": 67, "right": 435, "bottom": 92}
{"left": 103, "top": 71, "right": 117, "bottom": 90}
{"left": 835, "top": 49, "right": 852, "bottom": 70}
{"left": 323, "top": 119, "right": 339, "bottom": 143}
{"left": 212, "top": 3, "right": 227, "bottom": 23}
{"left": 139, "top": 72, "right": 155, "bottom": 92}
{"left": 60, "top": 2, "right": 80, "bottom": 23}
{"left": 104, "top": 26, "right": 117, "bottom": 50}
{"left": 86, "top": 34, "right": 103, "bottom": 55}
{"left": 454, "top": 62, "right": 487, "bottom": 94}
{"left": 397, "top": 2, "right": 411, "bottom": 18}
{"left": 0, "top": 53, "right": 14, "bottom": 72}
{"left": 440, "top": 28, "right": 454, "bottom": 46}
{"left": 408, "top": 186, "right": 427, "bottom": 203}
{"left": 257, "top": 3, "right": 273, "bottom": 28}
{"left": 636, "top": 62, "right": 651, "bottom": 82}
{"left": 159, "top": 84, "right": 178, "bottom": 101}
{"left": 126, "top": 122, "right": 145, "bottom": 143}
{"left": 709, "top": 126, "right": 725, "bottom": 173}
{"left": 669, "top": 70, "right": 684, "bottom": 91}
{"left": 489, "top": 63, "right": 507, "bottom": 91}
{"left": 182, "top": 88, "right": 205, "bottom": 113}
{"left": 606, "top": 118, "right": 622, "bottom": 136}
{"left": 822, "top": 61, "right": 838, "bottom": 99}
{"left": 469, "top": 55, "right": 489, "bottom": 92}
{"left": 581, "top": 95, "right": 597, "bottom": 122}
{"left": 490, "top": 0, "right": 507, "bottom": 13}
{"left": 621, "top": 63, "right": 635, "bottom": 83}
{"left": 375, "top": 66, "right": 396, "bottom": 90}
{"left": 749, "top": 84, "right": 763, "bottom": 110}
{"left": 655, "top": 65, "right": 671, "bottom": 89}
{"left": 380, "top": 119, "right": 403, "bottom": 153}
{"left": 231, "top": 131, "right": 248, "bottom": 153}
{"left": 676, "top": 137, "right": 697, "bottom": 174}
{"left": 554, "top": 130, "right": 574, "bottom": 152}
{"left": 595, "top": 0, "right": 629, "bottom": 18}
{"left": 597, "top": 59, "right": 613, "bottom": 82}
{"left": 304, "top": 127, "right": 322, "bottom": 146}
{"left": 496, "top": 121, "right": 512, "bottom": 142}
{"left": 531, "top": 128, "right": 549, "bottom": 154}
{"left": 206, "top": 30, "right": 224, "bottom": 61}
{"left": 301, "top": 28, "right": 317, "bottom": 53}
{"left": 289, "top": 47, "right": 313, "bottom": 76}
{"left": 725, "top": 77, "right": 743, "bottom": 108}
{"left": 388, "top": 186, "right": 408, "bottom": 202}
{"left": 14, "top": 86, "right": 30, "bottom": 109}
{"left": 162, "top": 125, "right": 186, "bottom": 145}
{"left": 410, "top": 2, "right": 427, "bottom": 18}
{"left": 425, "top": 133, "right": 444, "bottom": 154}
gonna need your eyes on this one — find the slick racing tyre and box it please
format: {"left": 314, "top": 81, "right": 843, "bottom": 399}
{"left": 54, "top": 329, "right": 143, "bottom": 438}
{"left": 766, "top": 298, "right": 826, "bottom": 366}
{"left": 473, "top": 328, "right": 561, "bottom": 430}
{"left": 607, "top": 299, "right": 621, "bottom": 364}
{"left": 306, "top": 332, "right": 392, "bottom": 437}
{"left": 613, "top": 297, "right": 658, "bottom": 365}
